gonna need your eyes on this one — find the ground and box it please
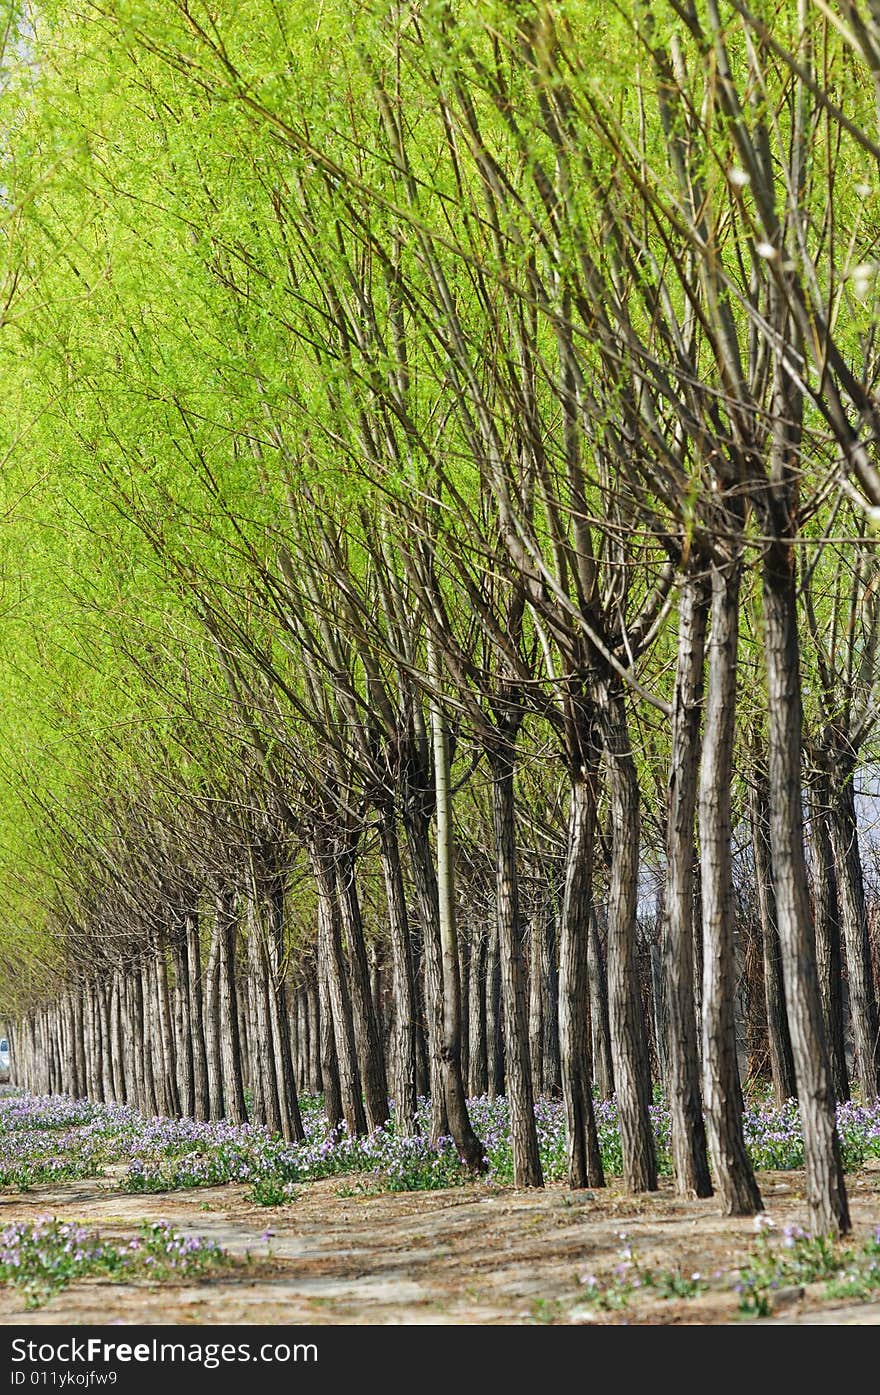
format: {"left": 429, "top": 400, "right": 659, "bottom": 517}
{"left": 4, "top": 1164, "right": 880, "bottom": 1325}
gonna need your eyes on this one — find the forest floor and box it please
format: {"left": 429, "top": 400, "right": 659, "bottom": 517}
{"left": 4, "top": 1163, "right": 880, "bottom": 1325}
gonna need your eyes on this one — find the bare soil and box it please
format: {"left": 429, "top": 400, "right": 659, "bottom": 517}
{"left": 3, "top": 1164, "right": 880, "bottom": 1325}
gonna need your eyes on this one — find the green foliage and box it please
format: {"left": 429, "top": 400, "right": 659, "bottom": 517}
{"left": 0, "top": 1216, "right": 229, "bottom": 1310}
{"left": 577, "top": 1232, "right": 709, "bottom": 1313}
{"left": 0, "top": 0, "right": 879, "bottom": 1006}
{"left": 248, "top": 1177, "right": 298, "bottom": 1206}
{"left": 735, "top": 1222, "right": 880, "bottom": 1317}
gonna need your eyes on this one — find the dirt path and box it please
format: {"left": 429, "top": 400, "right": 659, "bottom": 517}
{"left": 4, "top": 1166, "right": 880, "bottom": 1324}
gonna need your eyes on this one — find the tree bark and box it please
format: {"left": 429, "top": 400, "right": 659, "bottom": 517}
{"left": 73, "top": 988, "right": 87, "bottom": 1099}
{"left": 109, "top": 973, "right": 127, "bottom": 1104}
{"left": 490, "top": 746, "right": 543, "bottom": 1186}
{"left": 808, "top": 777, "right": 849, "bottom": 1102}
{"left": 558, "top": 773, "right": 605, "bottom": 1189}
{"left": 829, "top": 769, "right": 880, "bottom": 1101}
{"left": 542, "top": 904, "right": 562, "bottom": 1098}
{"left": 427, "top": 639, "right": 486, "bottom": 1173}
{"left": 216, "top": 891, "right": 247, "bottom": 1124}
{"left": 740, "top": 901, "right": 768, "bottom": 1089}
{"left": 247, "top": 904, "right": 280, "bottom": 1132}
{"left": 154, "top": 940, "right": 180, "bottom": 1116}
{"left": 528, "top": 917, "right": 544, "bottom": 1099}
{"left": 402, "top": 811, "right": 450, "bottom": 1139}
{"left": 265, "top": 874, "right": 305, "bottom": 1142}
{"left": 185, "top": 909, "right": 210, "bottom": 1121}
{"left": 317, "top": 950, "right": 344, "bottom": 1130}
{"left": 337, "top": 845, "right": 390, "bottom": 1129}
{"left": 664, "top": 570, "right": 713, "bottom": 1197}
{"left": 468, "top": 923, "right": 488, "bottom": 1096}
{"left": 170, "top": 917, "right": 195, "bottom": 1118}
{"left": 378, "top": 809, "right": 419, "bottom": 1130}
{"left": 312, "top": 845, "right": 367, "bottom": 1136}
{"left": 587, "top": 909, "right": 613, "bottom": 1101}
{"left": 763, "top": 537, "right": 850, "bottom": 1234}
{"left": 749, "top": 767, "right": 798, "bottom": 1104}
{"left": 485, "top": 917, "right": 504, "bottom": 1099}
{"left": 599, "top": 691, "right": 657, "bottom": 1193}
{"left": 97, "top": 983, "right": 114, "bottom": 1103}
{"left": 203, "top": 918, "right": 225, "bottom": 1121}
{"left": 457, "top": 927, "right": 470, "bottom": 1096}
{"left": 125, "top": 973, "right": 145, "bottom": 1113}
{"left": 136, "top": 966, "right": 158, "bottom": 1116}
{"left": 700, "top": 557, "right": 763, "bottom": 1215}
{"left": 306, "top": 970, "right": 322, "bottom": 1095}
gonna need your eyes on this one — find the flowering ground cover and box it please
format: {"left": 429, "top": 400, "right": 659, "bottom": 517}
{"left": 573, "top": 1215, "right": 880, "bottom": 1319}
{"left": 0, "top": 1094, "right": 135, "bottom": 1189}
{"left": 0, "top": 1216, "right": 230, "bottom": 1309}
{"left": 3, "top": 1093, "right": 880, "bottom": 1324}
{"left": 5, "top": 1172, "right": 880, "bottom": 1324}
{"left": 3, "top": 1088, "right": 880, "bottom": 1199}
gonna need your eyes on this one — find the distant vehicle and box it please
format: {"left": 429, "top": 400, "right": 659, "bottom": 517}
{"left": 0, "top": 1037, "right": 9, "bottom": 1084}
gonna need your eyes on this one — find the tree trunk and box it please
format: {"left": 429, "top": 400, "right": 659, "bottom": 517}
{"left": 247, "top": 904, "right": 280, "bottom": 1132}
{"left": 586, "top": 911, "right": 614, "bottom": 1100}
{"left": 700, "top": 557, "right": 762, "bottom": 1215}
{"left": 306, "top": 971, "right": 322, "bottom": 1095}
{"left": 265, "top": 873, "right": 305, "bottom": 1142}
{"left": 693, "top": 857, "right": 704, "bottom": 1070}
{"left": 312, "top": 845, "right": 367, "bottom": 1137}
{"left": 490, "top": 746, "right": 543, "bottom": 1186}
{"left": 558, "top": 773, "right": 605, "bottom": 1189}
{"left": 829, "top": 768, "right": 880, "bottom": 1101}
{"left": 485, "top": 917, "right": 504, "bottom": 1098}
{"left": 87, "top": 983, "right": 103, "bottom": 1102}
{"left": 402, "top": 812, "right": 449, "bottom": 1140}
{"left": 155, "top": 940, "right": 180, "bottom": 1116}
{"left": 370, "top": 945, "right": 384, "bottom": 1037}
{"left": 216, "top": 891, "right": 247, "bottom": 1124}
{"left": 599, "top": 692, "right": 657, "bottom": 1192}
{"left": 170, "top": 918, "right": 195, "bottom": 1118}
{"left": 468, "top": 924, "right": 488, "bottom": 1096}
{"left": 237, "top": 962, "right": 251, "bottom": 1096}
{"left": 542, "top": 904, "right": 562, "bottom": 1098}
{"left": 317, "top": 944, "right": 344, "bottom": 1130}
{"left": 528, "top": 917, "right": 544, "bottom": 1098}
{"left": 664, "top": 571, "right": 713, "bottom": 1197}
{"left": 649, "top": 935, "right": 668, "bottom": 1086}
{"left": 203, "top": 918, "right": 225, "bottom": 1121}
{"left": 763, "top": 537, "right": 850, "bottom": 1235}
{"left": 109, "top": 973, "right": 127, "bottom": 1104}
{"left": 337, "top": 845, "right": 390, "bottom": 1129}
{"left": 73, "top": 988, "right": 87, "bottom": 1099}
{"left": 749, "top": 767, "right": 798, "bottom": 1104}
{"left": 740, "top": 902, "right": 768, "bottom": 1089}
{"left": 458, "top": 926, "right": 470, "bottom": 1096}
{"left": 126, "top": 973, "right": 144, "bottom": 1113}
{"left": 427, "top": 640, "right": 486, "bottom": 1173}
{"left": 142, "top": 967, "right": 158, "bottom": 1113}
{"left": 808, "top": 777, "right": 849, "bottom": 1102}
{"left": 185, "top": 910, "right": 210, "bottom": 1121}
{"left": 97, "top": 984, "right": 114, "bottom": 1103}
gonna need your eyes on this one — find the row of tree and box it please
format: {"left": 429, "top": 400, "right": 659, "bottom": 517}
{"left": 4, "top": 0, "right": 880, "bottom": 1235}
